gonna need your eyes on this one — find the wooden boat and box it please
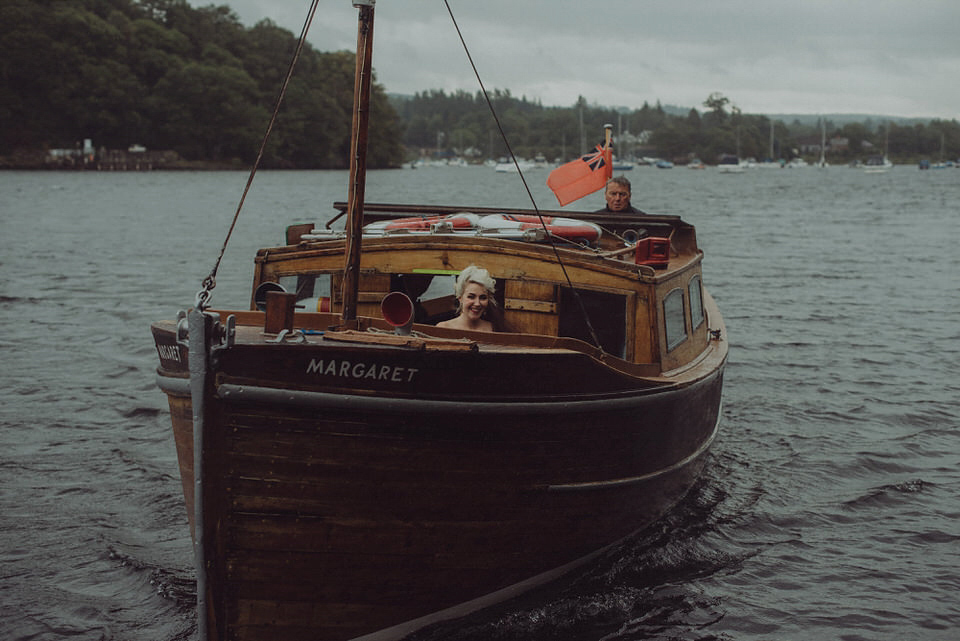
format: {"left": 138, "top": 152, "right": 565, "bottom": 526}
{"left": 151, "top": 3, "right": 726, "bottom": 640}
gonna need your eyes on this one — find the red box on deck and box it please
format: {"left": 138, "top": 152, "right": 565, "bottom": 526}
{"left": 634, "top": 237, "right": 671, "bottom": 268}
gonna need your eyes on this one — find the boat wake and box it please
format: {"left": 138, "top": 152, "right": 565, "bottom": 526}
{"left": 405, "top": 471, "right": 756, "bottom": 641}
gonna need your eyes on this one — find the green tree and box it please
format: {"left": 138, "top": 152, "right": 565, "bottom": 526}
{"left": 150, "top": 62, "right": 264, "bottom": 160}
{"left": 0, "top": 0, "right": 405, "bottom": 166}
{"left": 702, "top": 92, "right": 730, "bottom": 126}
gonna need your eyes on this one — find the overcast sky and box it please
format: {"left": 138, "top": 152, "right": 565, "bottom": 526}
{"left": 222, "top": 1, "right": 959, "bottom": 120}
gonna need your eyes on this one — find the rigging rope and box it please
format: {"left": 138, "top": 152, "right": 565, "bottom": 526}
{"left": 443, "top": 1, "right": 603, "bottom": 351}
{"left": 194, "top": 0, "right": 322, "bottom": 310}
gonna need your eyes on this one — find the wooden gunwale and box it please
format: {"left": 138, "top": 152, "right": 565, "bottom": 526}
{"left": 153, "top": 277, "right": 724, "bottom": 388}
{"left": 327, "top": 200, "right": 686, "bottom": 228}
{"left": 258, "top": 232, "right": 694, "bottom": 276}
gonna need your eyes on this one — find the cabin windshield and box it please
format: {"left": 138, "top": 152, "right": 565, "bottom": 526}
{"left": 270, "top": 271, "right": 633, "bottom": 358}
{"left": 276, "top": 271, "right": 487, "bottom": 325}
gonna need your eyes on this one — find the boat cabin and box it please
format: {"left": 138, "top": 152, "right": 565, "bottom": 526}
{"left": 247, "top": 203, "right": 713, "bottom": 376}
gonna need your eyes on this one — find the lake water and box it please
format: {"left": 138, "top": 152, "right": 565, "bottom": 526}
{"left": 1, "top": 164, "right": 958, "bottom": 641}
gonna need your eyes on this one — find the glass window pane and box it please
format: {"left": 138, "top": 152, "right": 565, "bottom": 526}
{"left": 689, "top": 276, "right": 704, "bottom": 329}
{"left": 664, "top": 288, "right": 687, "bottom": 350}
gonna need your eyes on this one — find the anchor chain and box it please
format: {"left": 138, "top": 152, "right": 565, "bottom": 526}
{"left": 195, "top": 275, "right": 216, "bottom": 310}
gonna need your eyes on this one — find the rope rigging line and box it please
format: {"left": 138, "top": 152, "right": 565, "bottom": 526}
{"left": 442, "top": 0, "right": 603, "bottom": 351}
{"left": 195, "top": 0, "right": 322, "bottom": 310}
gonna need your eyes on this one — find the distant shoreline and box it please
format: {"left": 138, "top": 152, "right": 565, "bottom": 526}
{"left": 0, "top": 150, "right": 252, "bottom": 172}
{"left": 0, "top": 151, "right": 390, "bottom": 171}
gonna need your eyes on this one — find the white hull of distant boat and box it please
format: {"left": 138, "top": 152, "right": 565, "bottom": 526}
{"left": 494, "top": 160, "right": 536, "bottom": 172}
{"left": 716, "top": 160, "right": 744, "bottom": 173}
{"left": 864, "top": 156, "right": 893, "bottom": 173}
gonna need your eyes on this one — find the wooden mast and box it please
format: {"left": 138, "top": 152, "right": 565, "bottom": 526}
{"left": 341, "top": 0, "right": 375, "bottom": 322}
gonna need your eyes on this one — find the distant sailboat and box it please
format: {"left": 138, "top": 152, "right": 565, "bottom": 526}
{"left": 815, "top": 117, "right": 829, "bottom": 168}
{"left": 864, "top": 122, "right": 893, "bottom": 173}
{"left": 930, "top": 133, "right": 954, "bottom": 169}
{"left": 756, "top": 119, "right": 781, "bottom": 168}
{"left": 717, "top": 127, "right": 745, "bottom": 173}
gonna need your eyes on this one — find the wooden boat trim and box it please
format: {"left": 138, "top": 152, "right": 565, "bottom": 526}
{"left": 157, "top": 374, "right": 191, "bottom": 396}
{"left": 547, "top": 405, "right": 721, "bottom": 491}
{"left": 327, "top": 200, "right": 690, "bottom": 244}
{"left": 211, "top": 376, "right": 691, "bottom": 413}
{"left": 153, "top": 303, "right": 727, "bottom": 389}
{"left": 153, "top": 313, "right": 690, "bottom": 379}
{"left": 259, "top": 233, "right": 683, "bottom": 279}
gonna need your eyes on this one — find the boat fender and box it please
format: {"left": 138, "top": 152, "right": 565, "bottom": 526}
{"left": 477, "top": 214, "right": 602, "bottom": 246}
{"left": 522, "top": 228, "right": 547, "bottom": 242}
{"left": 364, "top": 213, "right": 479, "bottom": 233}
{"left": 381, "top": 291, "right": 415, "bottom": 336}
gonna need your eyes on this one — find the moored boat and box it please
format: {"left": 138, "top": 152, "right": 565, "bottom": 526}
{"left": 151, "top": 3, "right": 727, "bottom": 640}
{"left": 864, "top": 123, "right": 893, "bottom": 173}
{"left": 493, "top": 159, "right": 536, "bottom": 172}
{"left": 716, "top": 153, "right": 744, "bottom": 173}
{"left": 863, "top": 154, "right": 893, "bottom": 173}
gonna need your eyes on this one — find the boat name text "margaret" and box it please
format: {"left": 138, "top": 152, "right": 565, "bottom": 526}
{"left": 157, "top": 344, "right": 181, "bottom": 362}
{"left": 307, "top": 358, "right": 419, "bottom": 382}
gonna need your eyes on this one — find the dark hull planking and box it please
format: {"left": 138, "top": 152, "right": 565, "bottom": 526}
{"left": 154, "top": 327, "right": 724, "bottom": 641}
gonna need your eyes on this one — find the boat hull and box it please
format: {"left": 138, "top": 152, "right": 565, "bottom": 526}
{"left": 155, "top": 329, "right": 724, "bottom": 641}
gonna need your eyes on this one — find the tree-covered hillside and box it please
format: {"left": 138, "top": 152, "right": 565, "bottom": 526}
{"left": 395, "top": 90, "right": 960, "bottom": 165}
{"left": 0, "top": 0, "right": 405, "bottom": 168}
{"left": 1, "top": 0, "right": 956, "bottom": 168}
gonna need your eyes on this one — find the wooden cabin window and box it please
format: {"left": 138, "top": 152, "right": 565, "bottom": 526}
{"left": 689, "top": 276, "right": 704, "bottom": 330}
{"left": 664, "top": 288, "right": 687, "bottom": 350}
{"left": 558, "top": 287, "right": 626, "bottom": 357}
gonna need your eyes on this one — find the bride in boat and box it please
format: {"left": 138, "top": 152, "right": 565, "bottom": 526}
{"left": 436, "top": 265, "right": 507, "bottom": 332}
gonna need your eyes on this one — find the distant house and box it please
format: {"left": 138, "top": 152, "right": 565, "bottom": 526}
{"left": 617, "top": 130, "right": 653, "bottom": 146}
{"left": 798, "top": 135, "right": 850, "bottom": 155}
{"left": 44, "top": 139, "right": 178, "bottom": 170}
{"left": 829, "top": 136, "right": 849, "bottom": 152}
{"left": 798, "top": 136, "right": 822, "bottom": 154}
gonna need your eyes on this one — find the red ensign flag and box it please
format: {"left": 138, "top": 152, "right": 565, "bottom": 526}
{"left": 546, "top": 144, "right": 613, "bottom": 206}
